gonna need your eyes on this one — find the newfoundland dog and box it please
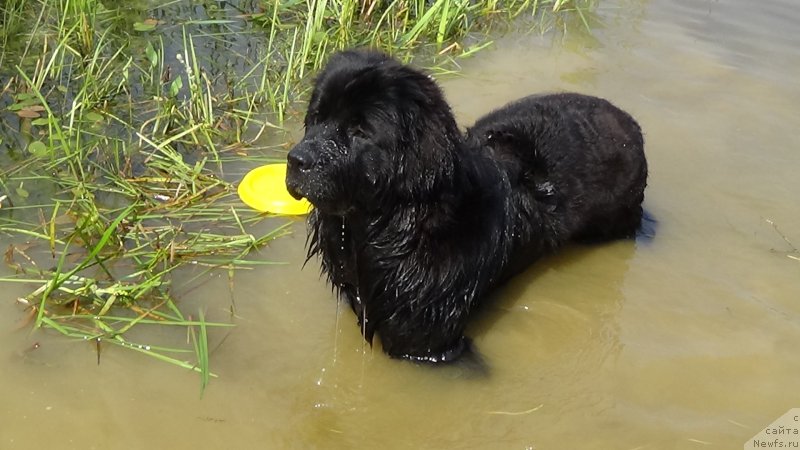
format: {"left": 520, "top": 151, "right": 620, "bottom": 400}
{"left": 285, "top": 50, "right": 647, "bottom": 364}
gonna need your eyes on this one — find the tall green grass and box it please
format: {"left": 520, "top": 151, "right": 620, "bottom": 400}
{"left": 246, "top": 0, "right": 598, "bottom": 119}
{"left": 0, "top": 0, "right": 598, "bottom": 392}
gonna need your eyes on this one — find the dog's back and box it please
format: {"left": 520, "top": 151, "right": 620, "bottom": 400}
{"left": 468, "top": 93, "right": 647, "bottom": 259}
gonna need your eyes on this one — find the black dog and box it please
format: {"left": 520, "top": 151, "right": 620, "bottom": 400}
{"left": 285, "top": 50, "right": 647, "bottom": 364}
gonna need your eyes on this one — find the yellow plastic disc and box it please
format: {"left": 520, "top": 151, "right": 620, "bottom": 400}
{"left": 238, "top": 164, "right": 311, "bottom": 215}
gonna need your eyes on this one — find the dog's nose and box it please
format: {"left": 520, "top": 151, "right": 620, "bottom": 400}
{"left": 287, "top": 147, "right": 314, "bottom": 172}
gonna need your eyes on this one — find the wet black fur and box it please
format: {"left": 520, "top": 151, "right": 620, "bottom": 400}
{"left": 285, "top": 50, "right": 647, "bottom": 364}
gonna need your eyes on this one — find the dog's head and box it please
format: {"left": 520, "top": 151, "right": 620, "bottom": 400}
{"left": 285, "top": 50, "right": 461, "bottom": 215}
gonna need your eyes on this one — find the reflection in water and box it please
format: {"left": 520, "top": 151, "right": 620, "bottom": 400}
{"left": 2, "top": 0, "right": 800, "bottom": 448}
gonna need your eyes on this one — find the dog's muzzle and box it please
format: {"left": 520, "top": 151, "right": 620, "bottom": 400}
{"left": 285, "top": 144, "right": 315, "bottom": 200}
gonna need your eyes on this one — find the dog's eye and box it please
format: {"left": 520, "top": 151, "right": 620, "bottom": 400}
{"left": 350, "top": 126, "right": 368, "bottom": 139}
{"left": 304, "top": 109, "right": 320, "bottom": 127}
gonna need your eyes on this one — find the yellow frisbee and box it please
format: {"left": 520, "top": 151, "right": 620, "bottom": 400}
{"left": 238, "top": 164, "right": 311, "bottom": 215}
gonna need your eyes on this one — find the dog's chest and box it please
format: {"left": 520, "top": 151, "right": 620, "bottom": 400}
{"left": 324, "top": 218, "right": 359, "bottom": 288}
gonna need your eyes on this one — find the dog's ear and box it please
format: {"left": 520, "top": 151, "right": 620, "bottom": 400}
{"left": 380, "top": 67, "right": 465, "bottom": 201}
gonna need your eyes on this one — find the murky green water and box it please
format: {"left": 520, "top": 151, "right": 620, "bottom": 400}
{"left": 2, "top": 0, "right": 799, "bottom": 448}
